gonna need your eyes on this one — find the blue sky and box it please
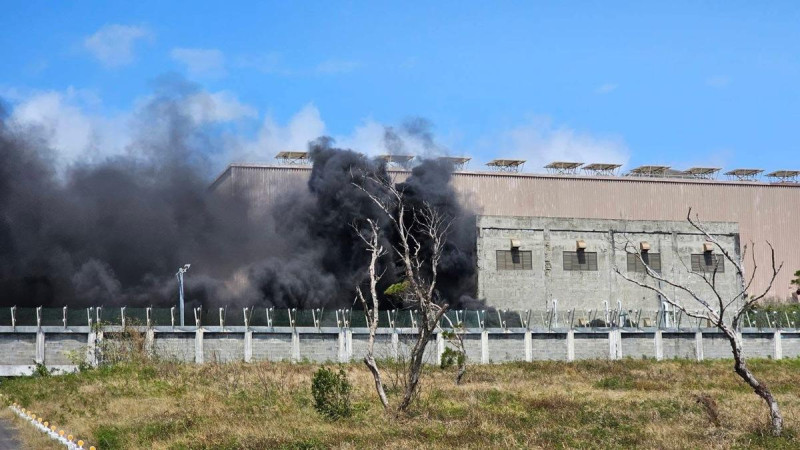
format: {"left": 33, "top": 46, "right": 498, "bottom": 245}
{"left": 1, "top": 1, "right": 798, "bottom": 174}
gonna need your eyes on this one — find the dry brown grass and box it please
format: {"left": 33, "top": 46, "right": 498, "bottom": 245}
{"left": 2, "top": 358, "right": 800, "bottom": 449}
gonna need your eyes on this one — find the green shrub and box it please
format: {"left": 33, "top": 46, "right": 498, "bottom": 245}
{"left": 311, "top": 366, "right": 352, "bottom": 419}
{"left": 440, "top": 347, "right": 465, "bottom": 370}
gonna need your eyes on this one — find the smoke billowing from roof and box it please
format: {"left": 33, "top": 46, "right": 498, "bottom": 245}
{"left": 0, "top": 82, "right": 479, "bottom": 309}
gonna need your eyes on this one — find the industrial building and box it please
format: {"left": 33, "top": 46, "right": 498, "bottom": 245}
{"left": 211, "top": 153, "right": 800, "bottom": 310}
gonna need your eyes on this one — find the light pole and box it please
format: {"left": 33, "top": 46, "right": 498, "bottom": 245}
{"left": 176, "top": 264, "right": 191, "bottom": 327}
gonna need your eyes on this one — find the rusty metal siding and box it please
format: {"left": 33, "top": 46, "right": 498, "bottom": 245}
{"left": 214, "top": 165, "right": 800, "bottom": 300}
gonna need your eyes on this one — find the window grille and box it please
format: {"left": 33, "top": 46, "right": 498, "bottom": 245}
{"left": 626, "top": 253, "right": 661, "bottom": 273}
{"left": 691, "top": 254, "right": 725, "bottom": 273}
{"left": 563, "top": 251, "right": 598, "bottom": 271}
{"left": 496, "top": 250, "right": 532, "bottom": 270}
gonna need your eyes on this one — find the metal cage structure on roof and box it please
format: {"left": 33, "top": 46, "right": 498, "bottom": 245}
{"left": 682, "top": 167, "right": 721, "bottom": 180}
{"left": 544, "top": 162, "right": 583, "bottom": 175}
{"left": 486, "top": 159, "right": 525, "bottom": 173}
{"left": 378, "top": 154, "right": 415, "bottom": 167}
{"left": 438, "top": 156, "right": 471, "bottom": 171}
{"left": 275, "top": 151, "right": 310, "bottom": 165}
{"left": 582, "top": 163, "right": 622, "bottom": 177}
{"left": 627, "top": 165, "right": 671, "bottom": 178}
{"left": 766, "top": 170, "right": 800, "bottom": 183}
{"left": 725, "top": 169, "right": 763, "bottom": 182}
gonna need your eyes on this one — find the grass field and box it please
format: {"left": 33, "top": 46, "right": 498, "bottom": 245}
{"left": 2, "top": 358, "right": 799, "bottom": 449}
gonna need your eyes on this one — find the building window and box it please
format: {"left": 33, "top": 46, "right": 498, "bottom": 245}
{"left": 627, "top": 253, "right": 661, "bottom": 273}
{"left": 691, "top": 254, "right": 725, "bottom": 273}
{"left": 563, "top": 251, "right": 598, "bottom": 271}
{"left": 496, "top": 249, "right": 532, "bottom": 270}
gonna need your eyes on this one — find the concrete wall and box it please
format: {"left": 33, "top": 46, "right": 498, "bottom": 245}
{"left": 210, "top": 164, "right": 800, "bottom": 300}
{"left": 1, "top": 326, "right": 796, "bottom": 376}
{"left": 477, "top": 216, "right": 741, "bottom": 312}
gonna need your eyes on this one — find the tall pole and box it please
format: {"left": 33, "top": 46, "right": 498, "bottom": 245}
{"left": 176, "top": 264, "right": 190, "bottom": 327}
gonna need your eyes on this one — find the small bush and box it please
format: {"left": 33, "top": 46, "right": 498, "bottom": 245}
{"left": 311, "top": 366, "right": 352, "bottom": 419}
{"left": 440, "top": 347, "right": 465, "bottom": 370}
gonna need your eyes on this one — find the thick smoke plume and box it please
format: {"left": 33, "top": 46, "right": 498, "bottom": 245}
{"left": 0, "top": 82, "right": 478, "bottom": 309}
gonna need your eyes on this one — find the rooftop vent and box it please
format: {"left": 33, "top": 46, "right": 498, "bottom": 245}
{"left": 766, "top": 170, "right": 800, "bottom": 184}
{"left": 582, "top": 163, "right": 622, "bottom": 177}
{"left": 275, "top": 151, "right": 310, "bottom": 165}
{"left": 725, "top": 169, "right": 763, "bottom": 182}
{"left": 486, "top": 159, "right": 525, "bottom": 173}
{"left": 544, "top": 161, "right": 583, "bottom": 175}
{"left": 437, "top": 156, "right": 471, "bottom": 171}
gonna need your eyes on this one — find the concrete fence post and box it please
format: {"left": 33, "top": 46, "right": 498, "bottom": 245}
{"left": 436, "top": 332, "right": 444, "bottom": 366}
{"left": 345, "top": 329, "right": 353, "bottom": 361}
{"left": 608, "top": 330, "right": 619, "bottom": 360}
{"left": 244, "top": 331, "right": 253, "bottom": 363}
{"left": 337, "top": 330, "right": 347, "bottom": 363}
{"left": 481, "top": 330, "right": 489, "bottom": 364}
{"left": 35, "top": 330, "right": 45, "bottom": 365}
{"left": 86, "top": 331, "right": 97, "bottom": 367}
{"left": 566, "top": 330, "right": 575, "bottom": 362}
{"left": 774, "top": 331, "right": 783, "bottom": 360}
{"left": 524, "top": 330, "right": 532, "bottom": 362}
{"left": 654, "top": 330, "right": 663, "bottom": 361}
{"left": 291, "top": 330, "right": 300, "bottom": 363}
{"left": 145, "top": 329, "right": 155, "bottom": 357}
{"left": 694, "top": 331, "right": 704, "bottom": 361}
{"left": 194, "top": 329, "right": 204, "bottom": 364}
{"left": 391, "top": 331, "right": 399, "bottom": 360}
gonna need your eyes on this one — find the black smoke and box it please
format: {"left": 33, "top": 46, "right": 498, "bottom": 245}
{"left": 0, "top": 82, "right": 479, "bottom": 309}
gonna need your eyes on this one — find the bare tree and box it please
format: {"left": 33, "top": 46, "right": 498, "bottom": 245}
{"left": 613, "top": 208, "right": 784, "bottom": 436}
{"left": 352, "top": 218, "right": 390, "bottom": 409}
{"left": 353, "top": 172, "right": 452, "bottom": 411}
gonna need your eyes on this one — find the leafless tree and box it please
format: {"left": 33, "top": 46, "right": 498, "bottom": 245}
{"left": 353, "top": 172, "right": 452, "bottom": 411}
{"left": 352, "top": 218, "right": 390, "bottom": 409}
{"left": 613, "top": 208, "right": 784, "bottom": 436}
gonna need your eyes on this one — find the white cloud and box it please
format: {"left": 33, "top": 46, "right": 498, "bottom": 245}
{"left": 7, "top": 86, "right": 259, "bottom": 170}
{"left": 10, "top": 87, "right": 130, "bottom": 165}
{"left": 334, "top": 119, "right": 386, "bottom": 155}
{"left": 595, "top": 83, "right": 618, "bottom": 94}
{"left": 491, "top": 116, "right": 630, "bottom": 171}
{"left": 84, "top": 24, "right": 153, "bottom": 67}
{"left": 315, "top": 60, "right": 360, "bottom": 74}
{"left": 232, "top": 104, "right": 326, "bottom": 162}
{"left": 171, "top": 48, "right": 226, "bottom": 78}
{"left": 183, "top": 91, "right": 258, "bottom": 124}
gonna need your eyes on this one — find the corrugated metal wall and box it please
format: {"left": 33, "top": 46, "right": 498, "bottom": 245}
{"left": 213, "top": 165, "right": 800, "bottom": 300}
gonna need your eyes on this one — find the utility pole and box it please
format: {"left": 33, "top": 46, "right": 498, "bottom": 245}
{"left": 176, "top": 264, "right": 191, "bottom": 327}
